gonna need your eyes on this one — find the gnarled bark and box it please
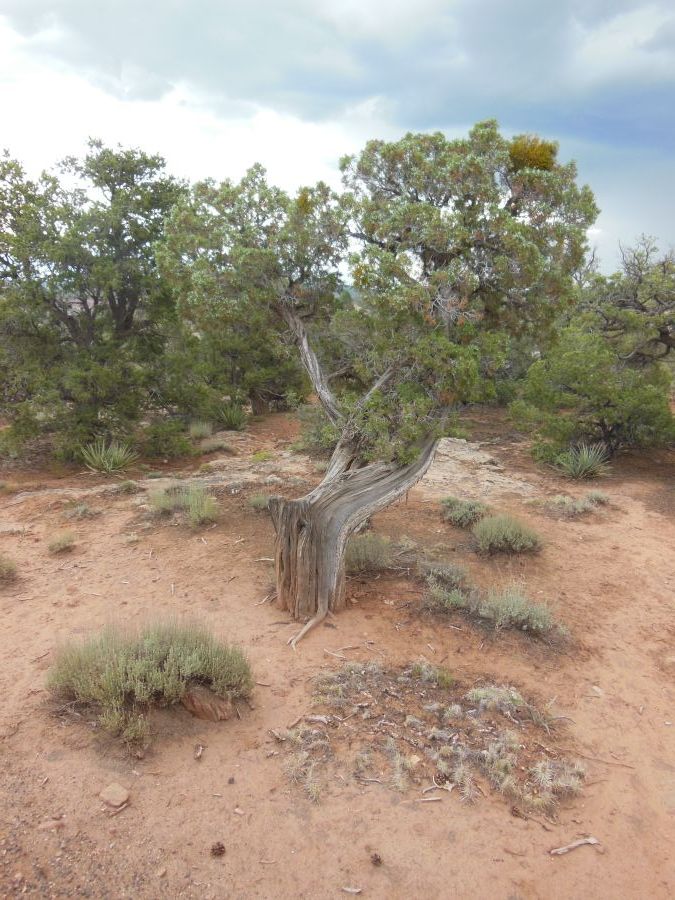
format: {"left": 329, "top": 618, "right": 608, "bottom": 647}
{"left": 269, "top": 438, "right": 438, "bottom": 647}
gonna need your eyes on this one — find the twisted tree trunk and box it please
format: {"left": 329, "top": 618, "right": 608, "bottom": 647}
{"left": 269, "top": 438, "right": 438, "bottom": 647}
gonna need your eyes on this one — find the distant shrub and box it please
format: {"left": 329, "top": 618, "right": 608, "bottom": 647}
{"left": 473, "top": 515, "right": 541, "bottom": 554}
{"left": 48, "top": 531, "right": 76, "bottom": 554}
{"left": 189, "top": 421, "right": 213, "bottom": 440}
{"left": 149, "top": 483, "right": 218, "bottom": 527}
{"left": 48, "top": 622, "right": 253, "bottom": 746}
{"left": 542, "top": 492, "right": 609, "bottom": 517}
{"left": 345, "top": 533, "right": 392, "bottom": 574}
{"left": 0, "top": 554, "right": 18, "bottom": 583}
{"left": 115, "top": 480, "right": 139, "bottom": 494}
{"left": 63, "top": 502, "right": 98, "bottom": 519}
{"left": 139, "top": 421, "right": 192, "bottom": 459}
{"left": 217, "top": 404, "right": 247, "bottom": 431}
{"left": 251, "top": 450, "right": 273, "bottom": 463}
{"left": 80, "top": 439, "right": 138, "bottom": 474}
{"left": 199, "top": 438, "right": 233, "bottom": 454}
{"left": 554, "top": 444, "right": 610, "bottom": 479}
{"left": 248, "top": 493, "right": 272, "bottom": 511}
{"left": 295, "top": 405, "right": 340, "bottom": 457}
{"left": 417, "top": 560, "right": 467, "bottom": 590}
{"left": 441, "top": 496, "right": 489, "bottom": 528}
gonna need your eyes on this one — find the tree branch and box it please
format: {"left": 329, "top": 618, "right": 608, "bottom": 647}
{"left": 279, "top": 299, "right": 343, "bottom": 425}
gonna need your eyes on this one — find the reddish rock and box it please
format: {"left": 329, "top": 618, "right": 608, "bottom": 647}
{"left": 181, "top": 685, "right": 233, "bottom": 722}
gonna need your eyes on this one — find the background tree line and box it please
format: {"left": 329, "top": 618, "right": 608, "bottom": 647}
{"left": 0, "top": 130, "right": 673, "bottom": 466}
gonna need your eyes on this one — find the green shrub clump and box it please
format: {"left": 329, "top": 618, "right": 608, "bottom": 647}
{"left": 441, "top": 496, "right": 489, "bottom": 527}
{"left": 80, "top": 439, "right": 138, "bottom": 474}
{"left": 472, "top": 515, "right": 541, "bottom": 554}
{"left": 345, "top": 533, "right": 392, "bottom": 574}
{"left": 554, "top": 444, "right": 610, "bottom": 479}
{"left": 189, "top": 421, "right": 213, "bottom": 440}
{"left": 48, "top": 622, "right": 253, "bottom": 745}
{"left": 217, "top": 404, "right": 248, "bottom": 431}
{"left": 149, "top": 483, "right": 218, "bottom": 527}
{"left": 139, "top": 421, "right": 193, "bottom": 459}
{"left": 248, "top": 493, "right": 272, "bottom": 511}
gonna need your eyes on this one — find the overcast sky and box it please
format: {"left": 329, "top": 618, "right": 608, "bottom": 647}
{"left": 1, "top": 1, "right": 673, "bottom": 269}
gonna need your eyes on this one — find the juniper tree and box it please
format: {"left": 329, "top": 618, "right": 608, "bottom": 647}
{"left": 162, "top": 120, "right": 597, "bottom": 646}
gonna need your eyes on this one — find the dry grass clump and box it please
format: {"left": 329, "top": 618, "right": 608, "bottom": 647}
{"left": 63, "top": 502, "right": 99, "bottom": 520}
{"left": 199, "top": 437, "right": 233, "bottom": 454}
{"left": 149, "top": 482, "right": 218, "bottom": 527}
{"left": 277, "top": 663, "right": 583, "bottom": 813}
{"left": 441, "top": 496, "right": 489, "bottom": 527}
{"left": 48, "top": 531, "right": 76, "bottom": 554}
{"left": 345, "top": 533, "right": 392, "bottom": 574}
{"left": 539, "top": 492, "right": 610, "bottom": 518}
{"left": 248, "top": 493, "right": 272, "bottom": 512}
{"left": 189, "top": 421, "right": 213, "bottom": 440}
{"left": 423, "top": 570, "right": 560, "bottom": 637}
{"left": 0, "top": 554, "right": 18, "bottom": 583}
{"left": 48, "top": 622, "right": 253, "bottom": 747}
{"left": 114, "top": 480, "right": 139, "bottom": 494}
{"left": 473, "top": 514, "right": 541, "bottom": 554}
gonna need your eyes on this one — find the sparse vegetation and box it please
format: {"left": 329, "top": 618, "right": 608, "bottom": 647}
{"left": 345, "top": 533, "right": 392, "bottom": 574}
{"left": 115, "top": 480, "right": 139, "bottom": 494}
{"left": 80, "top": 439, "right": 139, "bottom": 474}
{"left": 472, "top": 514, "right": 541, "bottom": 554}
{"left": 424, "top": 573, "right": 561, "bottom": 637}
{"left": 189, "top": 420, "right": 213, "bottom": 439}
{"left": 48, "top": 622, "right": 253, "bottom": 746}
{"left": 63, "top": 502, "right": 98, "bottom": 519}
{"left": 149, "top": 483, "right": 218, "bottom": 527}
{"left": 248, "top": 493, "right": 272, "bottom": 511}
{"left": 554, "top": 443, "right": 611, "bottom": 479}
{"left": 199, "top": 437, "right": 233, "bottom": 454}
{"left": 251, "top": 449, "right": 273, "bottom": 463}
{"left": 0, "top": 554, "right": 18, "bottom": 583}
{"left": 441, "top": 496, "right": 489, "bottom": 527}
{"left": 539, "top": 491, "right": 610, "bottom": 517}
{"left": 279, "top": 663, "right": 583, "bottom": 812}
{"left": 48, "top": 531, "right": 76, "bottom": 554}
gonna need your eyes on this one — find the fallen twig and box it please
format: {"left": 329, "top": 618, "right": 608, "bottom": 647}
{"left": 549, "top": 836, "right": 600, "bottom": 856}
{"left": 324, "top": 648, "right": 347, "bottom": 660}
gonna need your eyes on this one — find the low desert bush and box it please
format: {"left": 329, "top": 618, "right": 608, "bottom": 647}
{"left": 217, "top": 403, "right": 247, "bottom": 431}
{"left": 248, "top": 493, "right": 272, "bottom": 511}
{"left": 0, "top": 554, "right": 18, "bottom": 583}
{"left": 115, "top": 480, "right": 139, "bottom": 494}
{"left": 149, "top": 483, "right": 218, "bottom": 527}
{"left": 48, "top": 622, "right": 253, "bottom": 746}
{"left": 199, "top": 438, "right": 233, "bottom": 454}
{"left": 345, "top": 533, "right": 392, "bottom": 574}
{"left": 473, "top": 515, "right": 541, "bottom": 554}
{"left": 63, "top": 502, "right": 98, "bottom": 520}
{"left": 554, "top": 443, "right": 610, "bottom": 479}
{"left": 424, "top": 573, "right": 560, "bottom": 637}
{"left": 80, "top": 439, "right": 138, "bottom": 474}
{"left": 251, "top": 449, "right": 273, "bottom": 463}
{"left": 441, "top": 496, "right": 489, "bottom": 527}
{"left": 542, "top": 492, "right": 609, "bottom": 518}
{"left": 189, "top": 421, "right": 213, "bottom": 440}
{"left": 48, "top": 531, "right": 76, "bottom": 554}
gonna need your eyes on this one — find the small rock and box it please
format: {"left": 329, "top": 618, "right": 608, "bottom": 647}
{"left": 181, "top": 685, "right": 233, "bottom": 722}
{"left": 233, "top": 807, "right": 245, "bottom": 816}
{"left": 228, "top": 776, "right": 235, "bottom": 784}
{"left": 99, "top": 783, "right": 130, "bottom": 808}
{"left": 370, "top": 852, "right": 383, "bottom": 866}
{"left": 155, "top": 868, "right": 167, "bottom": 878}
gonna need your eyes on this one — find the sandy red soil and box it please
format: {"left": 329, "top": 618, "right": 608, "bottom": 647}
{"left": 1, "top": 411, "right": 673, "bottom": 898}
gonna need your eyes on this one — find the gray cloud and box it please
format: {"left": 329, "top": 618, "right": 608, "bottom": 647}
{"left": 3, "top": 0, "right": 674, "bottom": 266}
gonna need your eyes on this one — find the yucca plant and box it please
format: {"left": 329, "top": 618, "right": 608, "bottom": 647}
{"left": 217, "top": 403, "right": 247, "bottom": 431}
{"left": 80, "top": 439, "right": 139, "bottom": 474}
{"left": 554, "top": 443, "right": 610, "bottom": 479}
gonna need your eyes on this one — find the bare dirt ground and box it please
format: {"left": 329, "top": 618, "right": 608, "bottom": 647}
{"left": 1, "top": 411, "right": 673, "bottom": 899}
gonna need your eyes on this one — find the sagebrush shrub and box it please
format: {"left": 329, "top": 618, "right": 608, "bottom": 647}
{"left": 48, "top": 531, "right": 76, "bottom": 554}
{"left": 48, "top": 622, "right": 253, "bottom": 746}
{"left": 189, "top": 420, "right": 213, "bottom": 440}
{"left": 472, "top": 515, "right": 540, "bottom": 554}
{"left": 149, "top": 483, "right": 218, "bottom": 527}
{"left": 441, "top": 496, "right": 488, "bottom": 527}
{"left": 248, "top": 493, "right": 272, "bottom": 511}
{"left": 345, "top": 533, "right": 392, "bottom": 574}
